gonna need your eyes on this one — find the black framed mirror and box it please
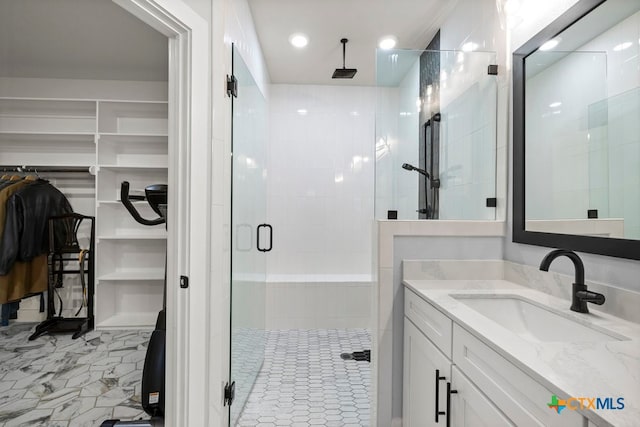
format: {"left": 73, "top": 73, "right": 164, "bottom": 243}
{"left": 513, "top": 0, "right": 640, "bottom": 260}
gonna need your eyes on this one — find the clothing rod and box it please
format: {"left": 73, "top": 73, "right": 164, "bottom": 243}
{"left": 0, "top": 166, "right": 92, "bottom": 174}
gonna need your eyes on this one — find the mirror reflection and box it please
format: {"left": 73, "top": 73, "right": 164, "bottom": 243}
{"left": 524, "top": 0, "right": 640, "bottom": 239}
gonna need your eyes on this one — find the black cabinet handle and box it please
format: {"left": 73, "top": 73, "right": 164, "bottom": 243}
{"left": 257, "top": 224, "right": 273, "bottom": 252}
{"left": 435, "top": 369, "right": 446, "bottom": 422}
{"left": 446, "top": 381, "right": 458, "bottom": 427}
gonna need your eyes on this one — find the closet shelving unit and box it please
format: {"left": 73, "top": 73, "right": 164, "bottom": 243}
{"left": 0, "top": 96, "right": 168, "bottom": 330}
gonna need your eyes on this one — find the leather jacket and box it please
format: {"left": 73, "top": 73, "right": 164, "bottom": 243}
{"left": 0, "top": 180, "right": 72, "bottom": 275}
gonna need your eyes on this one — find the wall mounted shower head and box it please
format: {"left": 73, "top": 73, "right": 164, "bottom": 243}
{"left": 332, "top": 38, "right": 358, "bottom": 79}
{"left": 402, "top": 163, "right": 429, "bottom": 178}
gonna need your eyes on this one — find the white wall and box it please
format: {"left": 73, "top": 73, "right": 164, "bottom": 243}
{"left": 266, "top": 84, "right": 375, "bottom": 278}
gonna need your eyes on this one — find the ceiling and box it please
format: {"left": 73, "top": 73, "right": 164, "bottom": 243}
{"left": 0, "top": 0, "right": 167, "bottom": 81}
{"left": 247, "top": 0, "right": 456, "bottom": 86}
{"left": 0, "top": 0, "right": 454, "bottom": 85}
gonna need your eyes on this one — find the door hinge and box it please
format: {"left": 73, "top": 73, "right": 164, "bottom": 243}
{"left": 180, "top": 275, "right": 189, "bottom": 289}
{"left": 227, "top": 74, "right": 238, "bottom": 98}
{"left": 224, "top": 381, "right": 236, "bottom": 406}
{"left": 488, "top": 64, "right": 498, "bottom": 75}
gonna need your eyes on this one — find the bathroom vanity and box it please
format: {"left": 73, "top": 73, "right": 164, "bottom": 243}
{"left": 402, "top": 275, "right": 639, "bottom": 427}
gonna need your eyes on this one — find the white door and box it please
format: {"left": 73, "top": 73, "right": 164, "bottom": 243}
{"left": 403, "top": 318, "right": 451, "bottom": 427}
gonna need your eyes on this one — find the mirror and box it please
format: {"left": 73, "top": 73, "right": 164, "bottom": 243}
{"left": 513, "top": 0, "right": 640, "bottom": 260}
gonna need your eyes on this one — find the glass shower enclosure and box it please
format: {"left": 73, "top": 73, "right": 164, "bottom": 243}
{"left": 229, "top": 46, "right": 268, "bottom": 425}
{"left": 375, "top": 49, "right": 498, "bottom": 220}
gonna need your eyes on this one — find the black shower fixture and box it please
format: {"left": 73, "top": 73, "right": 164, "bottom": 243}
{"left": 332, "top": 38, "right": 358, "bottom": 79}
{"left": 402, "top": 162, "right": 430, "bottom": 178}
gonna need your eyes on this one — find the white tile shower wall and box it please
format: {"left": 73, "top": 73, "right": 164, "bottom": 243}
{"left": 267, "top": 84, "right": 375, "bottom": 277}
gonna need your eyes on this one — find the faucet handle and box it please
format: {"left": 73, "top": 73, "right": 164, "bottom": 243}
{"left": 576, "top": 289, "right": 605, "bottom": 305}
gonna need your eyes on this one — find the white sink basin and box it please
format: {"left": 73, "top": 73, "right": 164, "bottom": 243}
{"left": 452, "top": 294, "right": 626, "bottom": 343}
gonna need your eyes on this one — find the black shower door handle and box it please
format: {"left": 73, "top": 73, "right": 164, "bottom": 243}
{"left": 257, "top": 224, "right": 273, "bottom": 252}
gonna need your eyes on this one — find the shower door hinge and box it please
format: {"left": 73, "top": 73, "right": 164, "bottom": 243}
{"left": 227, "top": 74, "right": 238, "bottom": 98}
{"left": 488, "top": 64, "right": 498, "bottom": 75}
{"left": 224, "top": 381, "right": 236, "bottom": 406}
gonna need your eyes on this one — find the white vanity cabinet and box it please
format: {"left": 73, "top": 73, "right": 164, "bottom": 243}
{"left": 403, "top": 288, "right": 584, "bottom": 427}
{"left": 404, "top": 289, "right": 512, "bottom": 427}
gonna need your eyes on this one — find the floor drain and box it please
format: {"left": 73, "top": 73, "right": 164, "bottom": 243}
{"left": 340, "top": 349, "right": 371, "bottom": 362}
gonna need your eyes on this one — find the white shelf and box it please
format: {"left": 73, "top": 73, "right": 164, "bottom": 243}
{"left": 2, "top": 95, "right": 168, "bottom": 332}
{"left": 98, "top": 269, "right": 164, "bottom": 281}
{"left": 0, "top": 131, "right": 95, "bottom": 137}
{"left": 98, "top": 165, "right": 167, "bottom": 171}
{"left": 98, "top": 101, "right": 168, "bottom": 134}
{"left": 99, "top": 132, "right": 168, "bottom": 137}
{"left": 98, "top": 234, "right": 166, "bottom": 240}
{"left": 96, "top": 312, "right": 158, "bottom": 330}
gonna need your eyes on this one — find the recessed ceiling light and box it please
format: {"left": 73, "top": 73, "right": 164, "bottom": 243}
{"left": 378, "top": 36, "right": 397, "bottom": 50}
{"left": 289, "top": 33, "right": 309, "bottom": 48}
{"left": 539, "top": 38, "right": 560, "bottom": 51}
{"left": 549, "top": 101, "right": 562, "bottom": 108}
{"left": 613, "top": 41, "right": 632, "bottom": 51}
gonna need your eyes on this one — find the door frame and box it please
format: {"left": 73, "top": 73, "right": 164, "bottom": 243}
{"left": 112, "top": 1, "right": 211, "bottom": 425}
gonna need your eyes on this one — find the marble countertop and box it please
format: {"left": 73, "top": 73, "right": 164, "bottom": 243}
{"left": 403, "top": 279, "right": 640, "bottom": 427}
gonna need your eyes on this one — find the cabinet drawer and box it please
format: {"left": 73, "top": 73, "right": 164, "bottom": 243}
{"left": 405, "top": 289, "right": 452, "bottom": 358}
{"left": 452, "top": 324, "right": 583, "bottom": 427}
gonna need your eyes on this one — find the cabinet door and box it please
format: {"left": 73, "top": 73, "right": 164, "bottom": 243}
{"left": 450, "top": 366, "right": 515, "bottom": 426}
{"left": 404, "top": 318, "right": 451, "bottom": 427}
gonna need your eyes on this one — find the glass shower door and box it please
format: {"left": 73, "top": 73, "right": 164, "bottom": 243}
{"left": 229, "top": 46, "right": 267, "bottom": 425}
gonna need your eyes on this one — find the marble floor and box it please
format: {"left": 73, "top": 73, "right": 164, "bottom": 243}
{"left": 0, "top": 322, "right": 150, "bottom": 427}
{"left": 237, "top": 329, "right": 371, "bottom": 427}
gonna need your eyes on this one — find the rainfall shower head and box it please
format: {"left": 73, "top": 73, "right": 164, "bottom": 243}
{"left": 402, "top": 163, "right": 429, "bottom": 178}
{"left": 332, "top": 38, "right": 358, "bottom": 79}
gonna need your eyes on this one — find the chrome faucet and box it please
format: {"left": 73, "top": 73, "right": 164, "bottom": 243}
{"left": 539, "top": 249, "right": 605, "bottom": 313}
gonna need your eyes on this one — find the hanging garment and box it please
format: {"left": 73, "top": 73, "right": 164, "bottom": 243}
{"left": 0, "top": 178, "right": 72, "bottom": 305}
{"left": 0, "top": 179, "right": 72, "bottom": 275}
{"left": 0, "top": 256, "right": 47, "bottom": 305}
{"left": 0, "top": 177, "right": 37, "bottom": 246}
